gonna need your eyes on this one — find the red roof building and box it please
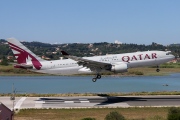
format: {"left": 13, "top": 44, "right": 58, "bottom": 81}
{"left": 0, "top": 102, "right": 13, "bottom": 120}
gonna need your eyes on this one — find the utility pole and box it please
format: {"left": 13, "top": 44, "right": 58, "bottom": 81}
{"left": 10, "top": 83, "right": 15, "bottom": 120}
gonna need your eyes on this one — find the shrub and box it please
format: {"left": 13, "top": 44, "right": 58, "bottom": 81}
{"left": 167, "top": 107, "right": 180, "bottom": 120}
{"left": 104, "top": 111, "right": 125, "bottom": 120}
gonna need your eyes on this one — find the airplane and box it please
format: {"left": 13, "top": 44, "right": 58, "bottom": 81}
{"left": 7, "top": 38, "right": 175, "bottom": 82}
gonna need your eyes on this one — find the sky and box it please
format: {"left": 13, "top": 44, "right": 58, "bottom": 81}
{"left": 0, "top": 0, "right": 180, "bottom": 45}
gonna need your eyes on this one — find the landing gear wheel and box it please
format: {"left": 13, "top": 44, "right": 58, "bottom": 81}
{"left": 156, "top": 65, "right": 160, "bottom": 72}
{"left": 156, "top": 69, "right": 160, "bottom": 72}
{"left": 97, "top": 74, "right": 101, "bottom": 79}
{"left": 92, "top": 73, "right": 101, "bottom": 82}
{"left": 92, "top": 78, "right": 97, "bottom": 82}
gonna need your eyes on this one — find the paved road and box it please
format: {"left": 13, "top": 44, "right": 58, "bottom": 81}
{"left": 1, "top": 95, "right": 180, "bottom": 110}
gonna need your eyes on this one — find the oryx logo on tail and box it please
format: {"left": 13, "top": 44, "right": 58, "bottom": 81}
{"left": 7, "top": 38, "right": 42, "bottom": 70}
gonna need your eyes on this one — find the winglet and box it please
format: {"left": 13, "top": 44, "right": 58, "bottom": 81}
{"left": 61, "top": 51, "right": 69, "bottom": 56}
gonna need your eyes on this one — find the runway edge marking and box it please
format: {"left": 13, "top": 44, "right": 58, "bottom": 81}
{"left": 64, "top": 101, "right": 74, "bottom": 103}
{"left": 14, "top": 97, "right": 26, "bottom": 109}
{"left": 80, "top": 101, "right": 90, "bottom": 103}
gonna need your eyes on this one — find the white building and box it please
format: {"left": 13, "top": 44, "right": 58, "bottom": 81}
{"left": 114, "top": 40, "right": 122, "bottom": 44}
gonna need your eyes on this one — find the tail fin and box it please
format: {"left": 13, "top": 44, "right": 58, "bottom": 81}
{"left": 7, "top": 38, "right": 44, "bottom": 70}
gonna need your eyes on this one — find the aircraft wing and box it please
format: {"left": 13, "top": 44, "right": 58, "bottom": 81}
{"left": 61, "top": 51, "right": 111, "bottom": 70}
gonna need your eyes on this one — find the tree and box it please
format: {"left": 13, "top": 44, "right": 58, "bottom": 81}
{"left": 0, "top": 56, "right": 8, "bottom": 66}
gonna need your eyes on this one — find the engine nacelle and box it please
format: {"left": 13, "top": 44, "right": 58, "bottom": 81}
{"left": 111, "top": 63, "right": 128, "bottom": 73}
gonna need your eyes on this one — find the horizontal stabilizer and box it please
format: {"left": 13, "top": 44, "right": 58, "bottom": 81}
{"left": 13, "top": 64, "right": 33, "bottom": 69}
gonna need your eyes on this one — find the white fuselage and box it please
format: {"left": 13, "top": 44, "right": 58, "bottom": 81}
{"left": 31, "top": 51, "right": 174, "bottom": 75}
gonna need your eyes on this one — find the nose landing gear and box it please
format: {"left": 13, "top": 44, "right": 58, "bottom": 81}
{"left": 156, "top": 65, "right": 160, "bottom": 72}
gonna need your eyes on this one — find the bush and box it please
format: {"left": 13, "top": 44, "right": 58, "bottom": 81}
{"left": 81, "top": 118, "right": 96, "bottom": 120}
{"left": 167, "top": 107, "right": 180, "bottom": 120}
{"left": 104, "top": 111, "right": 125, "bottom": 120}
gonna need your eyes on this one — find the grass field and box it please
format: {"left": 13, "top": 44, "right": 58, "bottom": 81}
{"left": 14, "top": 107, "right": 169, "bottom": 120}
{"left": 128, "top": 67, "right": 180, "bottom": 76}
{"left": 0, "top": 63, "right": 180, "bottom": 76}
{"left": 2, "top": 91, "right": 180, "bottom": 97}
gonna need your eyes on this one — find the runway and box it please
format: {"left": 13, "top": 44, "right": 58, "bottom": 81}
{"left": 1, "top": 95, "right": 180, "bottom": 109}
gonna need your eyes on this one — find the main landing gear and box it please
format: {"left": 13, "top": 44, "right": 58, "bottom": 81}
{"left": 92, "top": 74, "right": 101, "bottom": 82}
{"left": 156, "top": 65, "right": 160, "bottom": 72}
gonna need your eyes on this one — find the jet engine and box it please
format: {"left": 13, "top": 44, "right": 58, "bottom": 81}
{"left": 111, "top": 63, "right": 128, "bottom": 73}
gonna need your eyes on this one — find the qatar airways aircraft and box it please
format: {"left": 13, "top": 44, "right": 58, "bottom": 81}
{"left": 7, "top": 38, "right": 175, "bottom": 82}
